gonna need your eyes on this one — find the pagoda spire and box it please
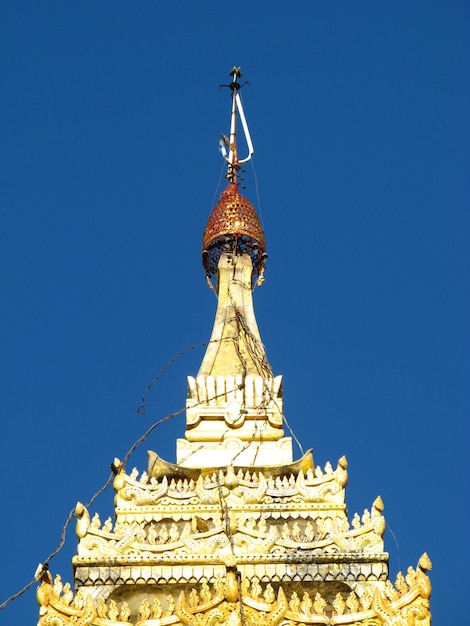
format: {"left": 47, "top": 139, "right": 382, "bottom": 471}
{"left": 34, "top": 66, "right": 432, "bottom": 626}
{"left": 176, "top": 68, "right": 292, "bottom": 467}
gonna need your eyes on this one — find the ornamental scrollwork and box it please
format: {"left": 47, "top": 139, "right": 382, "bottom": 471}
{"left": 112, "top": 456, "right": 348, "bottom": 509}
{"left": 38, "top": 555, "right": 431, "bottom": 626}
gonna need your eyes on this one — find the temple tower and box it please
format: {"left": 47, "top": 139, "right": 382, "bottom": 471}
{"left": 36, "top": 68, "right": 432, "bottom": 626}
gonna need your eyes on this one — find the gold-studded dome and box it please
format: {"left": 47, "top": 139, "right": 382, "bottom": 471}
{"left": 202, "top": 182, "right": 266, "bottom": 279}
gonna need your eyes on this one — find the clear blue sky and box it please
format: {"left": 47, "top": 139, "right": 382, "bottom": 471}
{"left": 1, "top": 2, "right": 468, "bottom": 624}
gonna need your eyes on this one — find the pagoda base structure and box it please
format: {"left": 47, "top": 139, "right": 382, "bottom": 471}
{"left": 37, "top": 450, "right": 432, "bottom": 626}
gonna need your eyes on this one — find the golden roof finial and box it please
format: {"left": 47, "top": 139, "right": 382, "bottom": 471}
{"left": 202, "top": 68, "right": 266, "bottom": 285}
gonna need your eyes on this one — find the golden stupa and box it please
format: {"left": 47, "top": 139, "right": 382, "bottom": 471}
{"left": 36, "top": 67, "right": 432, "bottom": 626}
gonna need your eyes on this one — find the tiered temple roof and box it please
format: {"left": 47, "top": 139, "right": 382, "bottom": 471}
{"left": 36, "top": 67, "right": 431, "bottom": 626}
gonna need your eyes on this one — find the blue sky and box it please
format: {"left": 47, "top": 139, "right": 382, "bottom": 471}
{"left": 1, "top": 2, "right": 468, "bottom": 624}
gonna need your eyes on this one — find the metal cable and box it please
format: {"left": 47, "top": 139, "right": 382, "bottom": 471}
{"left": 1, "top": 286, "right": 307, "bottom": 614}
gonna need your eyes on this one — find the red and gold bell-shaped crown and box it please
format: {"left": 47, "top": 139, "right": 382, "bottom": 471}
{"left": 202, "top": 182, "right": 266, "bottom": 280}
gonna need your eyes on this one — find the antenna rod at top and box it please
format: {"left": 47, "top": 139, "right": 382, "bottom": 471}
{"left": 219, "top": 67, "right": 254, "bottom": 184}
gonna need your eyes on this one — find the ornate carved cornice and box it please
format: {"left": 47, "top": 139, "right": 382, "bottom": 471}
{"left": 39, "top": 554, "right": 432, "bottom": 626}
{"left": 73, "top": 457, "right": 386, "bottom": 589}
{"left": 74, "top": 500, "right": 385, "bottom": 563}
{"left": 113, "top": 454, "right": 348, "bottom": 509}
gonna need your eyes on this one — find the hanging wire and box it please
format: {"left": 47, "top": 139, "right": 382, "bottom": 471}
{"left": 1, "top": 265, "right": 307, "bottom": 613}
{"left": 227, "top": 280, "right": 305, "bottom": 458}
{"left": 250, "top": 158, "right": 265, "bottom": 231}
{"left": 0, "top": 339, "right": 236, "bottom": 613}
{"left": 215, "top": 471, "right": 248, "bottom": 626}
{"left": 280, "top": 413, "right": 305, "bottom": 457}
{"left": 138, "top": 341, "right": 211, "bottom": 414}
{"left": 387, "top": 524, "right": 402, "bottom": 576}
{"left": 210, "top": 161, "right": 227, "bottom": 213}
{"left": 0, "top": 401, "right": 218, "bottom": 612}
{"left": 0, "top": 579, "right": 37, "bottom": 612}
